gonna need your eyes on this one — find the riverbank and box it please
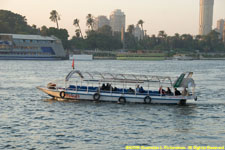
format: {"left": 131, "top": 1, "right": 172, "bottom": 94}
{"left": 71, "top": 50, "right": 225, "bottom": 61}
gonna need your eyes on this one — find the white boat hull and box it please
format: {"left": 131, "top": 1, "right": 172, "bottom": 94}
{"left": 37, "top": 87, "right": 196, "bottom": 105}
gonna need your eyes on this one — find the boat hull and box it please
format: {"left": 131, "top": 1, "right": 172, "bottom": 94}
{"left": 37, "top": 87, "right": 196, "bottom": 105}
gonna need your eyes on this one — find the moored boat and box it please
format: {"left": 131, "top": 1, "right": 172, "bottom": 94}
{"left": 0, "top": 33, "right": 68, "bottom": 60}
{"left": 37, "top": 70, "right": 197, "bottom": 105}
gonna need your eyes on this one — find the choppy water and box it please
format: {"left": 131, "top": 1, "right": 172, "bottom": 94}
{"left": 0, "top": 60, "right": 225, "bottom": 150}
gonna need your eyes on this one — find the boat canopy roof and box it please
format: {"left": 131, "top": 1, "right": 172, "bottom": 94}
{"left": 65, "top": 70, "right": 177, "bottom": 84}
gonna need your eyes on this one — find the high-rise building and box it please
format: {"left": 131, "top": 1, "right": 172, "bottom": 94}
{"left": 133, "top": 25, "right": 144, "bottom": 40}
{"left": 93, "top": 16, "right": 110, "bottom": 31}
{"left": 110, "top": 9, "right": 126, "bottom": 33}
{"left": 216, "top": 19, "right": 225, "bottom": 39}
{"left": 199, "top": 0, "right": 214, "bottom": 35}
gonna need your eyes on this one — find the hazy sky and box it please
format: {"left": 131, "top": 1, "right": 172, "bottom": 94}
{"left": 1, "top": 0, "right": 225, "bottom": 38}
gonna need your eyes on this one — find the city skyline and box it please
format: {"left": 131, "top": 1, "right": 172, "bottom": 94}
{"left": 1, "top": 0, "right": 225, "bottom": 38}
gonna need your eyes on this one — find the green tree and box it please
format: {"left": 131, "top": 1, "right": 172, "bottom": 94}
{"left": 49, "top": 10, "right": 60, "bottom": 29}
{"left": 157, "top": 30, "right": 168, "bottom": 50}
{"left": 86, "top": 14, "right": 94, "bottom": 30}
{"left": 201, "top": 30, "right": 224, "bottom": 51}
{"left": 40, "top": 26, "right": 48, "bottom": 36}
{"left": 0, "top": 10, "right": 38, "bottom": 34}
{"left": 45, "top": 27, "right": 69, "bottom": 49}
{"left": 75, "top": 29, "right": 81, "bottom": 38}
{"left": 73, "top": 18, "right": 83, "bottom": 38}
{"left": 127, "top": 24, "right": 135, "bottom": 34}
{"left": 97, "top": 25, "right": 112, "bottom": 36}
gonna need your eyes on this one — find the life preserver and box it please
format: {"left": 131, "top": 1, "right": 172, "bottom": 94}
{"left": 60, "top": 91, "right": 65, "bottom": 98}
{"left": 144, "top": 96, "right": 152, "bottom": 104}
{"left": 118, "top": 97, "right": 126, "bottom": 103}
{"left": 93, "top": 93, "right": 100, "bottom": 101}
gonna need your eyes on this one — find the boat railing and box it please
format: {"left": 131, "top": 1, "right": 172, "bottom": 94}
{"left": 65, "top": 85, "right": 166, "bottom": 96}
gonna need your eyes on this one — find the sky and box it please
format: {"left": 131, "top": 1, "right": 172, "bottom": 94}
{"left": 1, "top": 0, "right": 225, "bottom": 38}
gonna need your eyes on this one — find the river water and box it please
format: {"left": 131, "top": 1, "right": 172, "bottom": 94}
{"left": 0, "top": 60, "right": 225, "bottom": 150}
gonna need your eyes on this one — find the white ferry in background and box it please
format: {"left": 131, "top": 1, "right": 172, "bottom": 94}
{"left": 0, "top": 33, "right": 68, "bottom": 60}
{"left": 37, "top": 70, "right": 197, "bottom": 105}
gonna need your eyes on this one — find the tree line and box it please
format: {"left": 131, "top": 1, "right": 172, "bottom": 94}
{"left": 0, "top": 9, "right": 224, "bottom": 52}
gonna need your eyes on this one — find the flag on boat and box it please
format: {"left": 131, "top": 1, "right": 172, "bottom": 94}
{"left": 72, "top": 59, "right": 74, "bottom": 69}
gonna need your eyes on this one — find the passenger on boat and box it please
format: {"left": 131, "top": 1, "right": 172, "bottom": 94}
{"left": 113, "top": 86, "right": 118, "bottom": 91}
{"left": 159, "top": 86, "right": 166, "bottom": 95}
{"left": 105, "top": 83, "right": 112, "bottom": 91}
{"left": 139, "top": 86, "right": 144, "bottom": 93}
{"left": 128, "top": 87, "right": 135, "bottom": 93}
{"left": 175, "top": 88, "right": 181, "bottom": 96}
{"left": 136, "top": 85, "right": 140, "bottom": 93}
{"left": 182, "top": 88, "right": 188, "bottom": 96}
{"left": 101, "top": 84, "right": 106, "bottom": 90}
{"left": 166, "top": 87, "right": 172, "bottom": 95}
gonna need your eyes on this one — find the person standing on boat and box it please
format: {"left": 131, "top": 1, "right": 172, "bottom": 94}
{"left": 136, "top": 85, "right": 140, "bottom": 93}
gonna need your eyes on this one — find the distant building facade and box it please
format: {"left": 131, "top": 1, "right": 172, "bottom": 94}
{"left": 223, "top": 24, "right": 225, "bottom": 44}
{"left": 133, "top": 25, "right": 144, "bottom": 40}
{"left": 216, "top": 19, "right": 225, "bottom": 39}
{"left": 93, "top": 16, "right": 110, "bottom": 30}
{"left": 110, "top": 9, "right": 126, "bottom": 33}
{"left": 199, "top": 0, "right": 214, "bottom": 35}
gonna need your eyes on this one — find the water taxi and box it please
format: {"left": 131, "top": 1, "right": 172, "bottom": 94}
{"left": 37, "top": 70, "right": 197, "bottom": 105}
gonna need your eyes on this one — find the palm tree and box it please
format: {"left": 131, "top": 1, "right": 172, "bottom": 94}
{"left": 49, "top": 10, "right": 60, "bottom": 29}
{"left": 158, "top": 30, "right": 167, "bottom": 39}
{"left": 86, "top": 14, "right": 94, "bottom": 30}
{"left": 75, "top": 29, "right": 81, "bottom": 38}
{"left": 138, "top": 19, "right": 144, "bottom": 31}
{"left": 73, "top": 18, "right": 83, "bottom": 38}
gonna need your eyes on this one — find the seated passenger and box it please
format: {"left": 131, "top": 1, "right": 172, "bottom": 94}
{"left": 101, "top": 83, "right": 106, "bottom": 90}
{"left": 159, "top": 86, "right": 166, "bottom": 95}
{"left": 166, "top": 87, "right": 172, "bottom": 95}
{"left": 106, "top": 83, "right": 112, "bottom": 91}
{"left": 139, "top": 86, "right": 144, "bottom": 93}
{"left": 113, "top": 87, "right": 118, "bottom": 91}
{"left": 175, "top": 88, "right": 181, "bottom": 96}
{"left": 128, "top": 87, "right": 135, "bottom": 93}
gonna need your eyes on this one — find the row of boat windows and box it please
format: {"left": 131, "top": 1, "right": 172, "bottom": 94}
{"left": 0, "top": 46, "right": 51, "bottom": 51}
{"left": 0, "top": 51, "right": 55, "bottom": 56}
{"left": 14, "top": 46, "right": 39, "bottom": 50}
{"left": 13, "top": 39, "right": 55, "bottom": 44}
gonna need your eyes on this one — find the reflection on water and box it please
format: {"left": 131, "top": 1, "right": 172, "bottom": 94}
{"left": 0, "top": 60, "right": 225, "bottom": 149}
